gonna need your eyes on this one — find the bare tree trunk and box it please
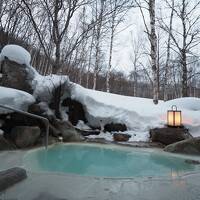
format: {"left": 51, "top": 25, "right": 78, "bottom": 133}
{"left": 86, "top": 36, "right": 94, "bottom": 88}
{"left": 133, "top": 62, "right": 137, "bottom": 96}
{"left": 106, "top": 0, "right": 117, "bottom": 93}
{"left": 163, "top": 2, "right": 174, "bottom": 101}
{"left": 106, "top": 24, "right": 114, "bottom": 93}
{"left": 0, "top": 0, "right": 2, "bottom": 15}
{"left": 93, "top": 0, "right": 104, "bottom": 90}
{"left": 149, "top": 0, "right": 158, "bottom": 104}
{"left": 181, "top": 49, "right": 188, "bottom": 96}
{"left": 181, "top": 0, "right": 188, "bottom": 97}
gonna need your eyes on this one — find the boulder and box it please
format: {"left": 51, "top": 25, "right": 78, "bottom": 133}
{"left": 150, "top": 127, "right": 192, "bottom": 145}
{"left": 164, "top": 137, "right": 200, "bottom": 155}
{"left": 104, "top": 123, "right": 127, "bottom": 132}
{"left": 11, "top": 126, "right": 40, "bottom": 148}
{"left": 0, "top": 167, "right": 27, "bottom": 192}
{"left": 36, "top": 136, "right": 59, "bottom": 146}
{"left": 0, "top": 135, "right": 16, "bottom": 150}
{"left": 75, "top": 127, "right": 100, "bottom": 136}
{"left": 53, "top": 120, "right": 84, "bottom": 142}
{"left": 49, "top": 124, "right": 61, "bottom": 137}
{"left": 2, "top": 112, "right": 42, "bottom": 135}
{"left": 28, "top": 103, "right": 46, "bottom": 115}
{"left": 61, "top": 98, "right": 87, "bottom": 126}
{"left": 113, "top": 133, "right": 131, "bottom": 142}
{"left": 185, "top": 159, "right": 200, "bottom": 165}
{"left": 0, "top": 59, "right": 35, "bottom": 94}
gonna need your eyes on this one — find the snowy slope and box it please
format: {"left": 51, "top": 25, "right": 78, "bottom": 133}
{"left": 0, "top": 86, "right": 35, "bottom": 114}
{"left": 71, "top": 84, "right": 200, "bottom": 141}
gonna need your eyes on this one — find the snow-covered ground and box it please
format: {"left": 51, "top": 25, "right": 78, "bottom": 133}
{"left": 71, "top": 84, "right": 200, "bottom": 141}
{"left": 1, "top": 44, "right": 200, "bottom": 142}
{"left": 0, "top": 86, "right": 35, "bottom": 114}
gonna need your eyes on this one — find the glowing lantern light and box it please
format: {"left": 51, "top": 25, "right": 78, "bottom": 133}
{"left": 167, "top": 105, "right": 182, "bottom": 127}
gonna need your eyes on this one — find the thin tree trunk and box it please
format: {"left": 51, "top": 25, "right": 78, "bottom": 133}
{"left": 149, "top": 0, "right": 158, "bottom": 104}
{"left": 181, "top": 49, "right": 188, "bottom": 96}
{"left": 181, "top": 0, "right": 188, "bottom": 97}
{"left": 52, "top": 42, "right": 61, "bottom": 74}
{"left": 106, "top": 0, "right": 116, "bottom": 93}
{"left": 93, "top": 0, "right": 104, "bottom": 90}
{"left": 163, "top": 1, "right": 174, "bottom": 101}
{"left": 86, "top": 31, "right": 94, "bottom": 88}
{"left": 106, "top": 25, "right": 114, "bottom": 93}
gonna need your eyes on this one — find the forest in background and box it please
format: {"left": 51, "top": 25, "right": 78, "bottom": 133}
{"left": 1, "top": 0, "right": 200, "bottom": 101}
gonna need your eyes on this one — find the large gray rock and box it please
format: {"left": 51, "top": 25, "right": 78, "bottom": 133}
{"left": 164, "top": 137, "right": 200, "bottom": 155}
{"left": 150, "top": 127, "right": 192, "bottom": 145}
{"left": 113, "top": 133, "right": 131, "bottom": 142}
{"left": 36, "top": 136, "right": 59, "bottom": 146}
{"left": 104, "top": 123, "right": 127, "bottom": 132}
{"left": 53, "top": 120, "right": 83, "bottom": 142}
{"left": 0, "top": 135, "right": 16, "bottom": 150}
{"left": 61, "top": 98, "right": 87, "bottom": 126}
{"left": 11, "top": 126, "right": 40, "bottom": 148}
{"left": 0, "top": 59, "right": 35, "bottom": 94}
{"left": 0, "top": 167, "right": 27, "bottom": 192}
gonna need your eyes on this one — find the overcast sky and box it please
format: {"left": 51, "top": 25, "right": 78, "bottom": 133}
{"left": 111, "top": 8, "right": 146, "bottom": 75}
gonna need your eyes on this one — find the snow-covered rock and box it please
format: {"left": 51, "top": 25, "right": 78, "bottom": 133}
{"left": 0, "top": 44, "right": 69, "bottom": 102}
{"left": 0, "top": 45, "right": 31, "bottom": 66}
{"left": 0, "top": 86, "right": 35, "bottom": 114}
{"left": 32, "top": 73, "right": 69, "bottom": 102}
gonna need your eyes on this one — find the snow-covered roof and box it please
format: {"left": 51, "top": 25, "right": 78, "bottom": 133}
{"left": 0, "top": 86, "right": 35, "bottom": 114}
{"left": 0, "top": 44, "right": 31, "bottom": 66}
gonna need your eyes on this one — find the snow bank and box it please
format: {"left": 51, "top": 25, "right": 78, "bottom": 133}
{"left": 71, "top": 84, "right": 163, "bottom": 141}
{"left": 0, "top": 86, "right": 35, "bottom": 114}
{"left": 71, "top": 84, "right": 200, "bottom": 141}
{"left": 0, "top": 45, "right": 31, "bottom": 66}
{"left": 164, "top": 97, "right": 200, "bottom": 111}
{"left": 32, "top": 72, "right": 69, "bottom": 102}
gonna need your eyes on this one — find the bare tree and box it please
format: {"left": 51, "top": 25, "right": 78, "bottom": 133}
{"left": 160, "top": 0, "right": 200, "bottom": 97}
{"left": 135, "top": 0, "right": 159, "bottom": 104}
{"left": 129, "top": 31, "right": 144, "bottom": 96}
{"left": 106, "top": 0, "right": 132, "bottom": 93}
{"left": 20, "top": 0, "right": 91, "bottom": 74}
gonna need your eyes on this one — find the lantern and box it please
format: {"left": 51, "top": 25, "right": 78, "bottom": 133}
{"left": 167, "top": 105, "right": 182, "bottom": 127}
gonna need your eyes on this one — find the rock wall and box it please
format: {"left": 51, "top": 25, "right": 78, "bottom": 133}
{"left": 0, "top": 59, "right": 34, "bottom": 94}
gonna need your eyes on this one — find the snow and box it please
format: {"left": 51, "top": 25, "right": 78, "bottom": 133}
{"left": 71, "top": 84, "right": 200, "bottom": 141}
{"left": 0, "top": 86, "right": 35, "bottom": 114}
{"left": 0, "top": 44, "right": 199, "bottom": 142}
{"left": 32, "top": 72, "right": 69, "bottom": 102}
{"left": 0, "top": 45, "right": 31, "bottom": 66}
{"left": 76, "top": 120, "right": 92, "bottom": 130}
